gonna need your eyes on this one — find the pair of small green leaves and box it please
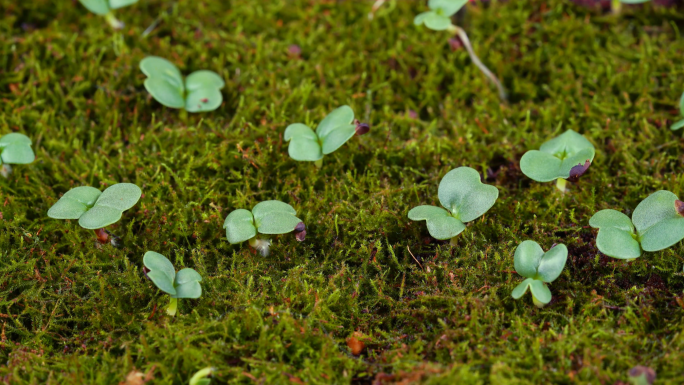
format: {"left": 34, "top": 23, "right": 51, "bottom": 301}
{"left": 0, "top": 133, "right": 35, "bottom": 165}
{"left": 512, "top": 241, "right": 568, "bottom": 307}
{"left": 78, "top": 0, "right": 137, "bottom": 15}
{"left": 143, "top": 251, "right": 203, "bottom": 300}
{"left": 47, "top": 183, "right": 141, "bottom": 230}
{"left": 589, "top": 190, "right": 684, "bottom": 259}
{"left": 223, "top": 201, "right": 305, "bottom": 244}
{"left": 140, "top": 56, "right": 225, "bottom": 113}
{"left": 520, "top": 129, "right": 595, "bottom": 186}
{"left": 671, "top": 92, "right": 684, "bottom": 130}
{"left": 414, "top": 0, "right": 467, "bottom": 31}
{"left": 284, "top": 106, "right": 369, "bottom": 162}
{"left": 408, "top": 167, "right": 499, "bottom": 240}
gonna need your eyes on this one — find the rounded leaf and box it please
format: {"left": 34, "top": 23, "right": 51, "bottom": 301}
{"left": 48, "top": 186, "right": 102, "bottom": 219}
{"left": 408, "top": 205, "right": 465, "bottom": 240}
{"left": 252, "top": 200, "right": 296, "bottom": 219}
{"left": 78, "top": 205, "right": 122, "bottom": 229}
{"left": 639, "top": 218, "right": 684, "bottom": 252}
{"left": 95, "top": 183, "right": 141, "bottom": 211}
{"left": 520, "top": 151, "right": 562, "bottom": 182}
{"left": 108, "top": 0, "right": 138, "bottom": 9}
{"left": 223, "top": 209, "right": 257, "bottom": 244}
{"left": 512, "top": 278, "right": 533, "bottom": 299}
{"left": 316, "top": 106, "right": 354, "bottom": 139}
{"left": 186, "top": 87, "right": 223, "bottom": 113}
{"left": 285, "top": 124, "right": 323, "bottom": 161}
{"left": 529, "top": 280, "right": 552, "bottom": 305}
{"left": 0, "top": 133, "right": 32, "bottom": 146}
{"left": 140, "top": 57, "right": 184, "bottom": 90}
{"left": 513, "top": 240, "right": 544, "bottom": 279}
{"left": 143, "top": 251, "right": 177, "bottom": 295}
{"left": 176, "top": 268, "right": 202, "bottom": 284}
{"left": 437, "top": 167, "right": 499, "bottom": 222}
{"left": 539, "top": 129, "right": 594, "bottom": 156}
{"left": 321, "top": 124, "right": 356, "bottom": 155}
{"left": 79, "top": 0, "right": 110, "bottom": 15}
{"left": 144, "top": 78, "right": 185, "bottom": 109}
{"left": 256, "top": 212, "right": 303, "bottom": 235}
{"left": 423, "top": 13, "right": 452, "bottom": 31}
{"left": 414, "top": 11, "right": 432, "bottom": 26}
{"left": 428, "top": 0, "right": 468, "bottom": 16}
{"left": 536, "top": 244, "right": 568, "bottom": 283}
{"left": 174, "top": 269, "right": 203, "bottom": 299}
{"left": 633, "top": 190, "right": 680, "bottom": 235}
{"left": 589, "top": 209, "right": 634, "bottom": 233}
{"left": 671, "top": 119, "right": 684, "bottom": 131}
{"left": 595, "top": 227, "right": 641, "bottom": 259}
{"left": 1, "top": 144, "right": 35, "bottom": 164}
{"left": 185, "top": 70, "right": 225, "bottom": 91}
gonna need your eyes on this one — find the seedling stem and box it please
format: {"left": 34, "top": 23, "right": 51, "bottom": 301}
{"left": 167, "top": 297, "right": 178, "bottom": 316}
{"left": 314, "top": 159, "right": 323, "bottom": 169}
{"left": 556, "top": 178, "right": 567, "bottom": 192}
{"left": 104, "top": 12, "right": 124, "bottom": 29}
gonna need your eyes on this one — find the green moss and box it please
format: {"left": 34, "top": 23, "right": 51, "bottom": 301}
{"left": 1, "top": 0, "right": 684, "bottom": 383}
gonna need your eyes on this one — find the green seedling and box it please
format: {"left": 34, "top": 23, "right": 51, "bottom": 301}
{"left": 589, "top": 190, "right": 684, "bottom": 260}
{"left": 189, "top": 367, "right": 215, "bottom": 385}
{"left": 223, "top": 200, "right": 306, "bottom": 256}
{"left": 511, "top": 241, "right": 568, "bottom": 308}
{"left": 0, "top": 133, "right": 35, "bottom": 178}
{"left": 140, "top": 56, "right": 225, "bottom": 113}
{"left": 284, "top": 105, "right": 370, "bottom": 168}
{"left": 414, "top": 0, "right": 506, "bottom": 101}
{"left": 47, "top": 183, "right": 141, "bottom": 244}
{"left": 143, "top": 251, "right": 202, "bottom": 317}
{"left": 78, "top": 0, "right": 138, "bottom": 29}
{"left": 408, "top": 167, "right": 498, "bottom": 245}
{"left": 670, "top": 91, "right": 684, "bottom": 130}
{"left": 520, "top": 129, "right": 595, "bottom": 192}
{"left": 611, "top": 0, "right": 651, "bottom": 14}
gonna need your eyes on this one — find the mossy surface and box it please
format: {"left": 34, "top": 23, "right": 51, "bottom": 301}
{"left": 2, "top": 0, "right": 684, "bottom": 383}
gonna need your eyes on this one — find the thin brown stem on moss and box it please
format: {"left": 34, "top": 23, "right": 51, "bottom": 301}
{"left": 447, "top": 25, "right": 507, "bottom": 102}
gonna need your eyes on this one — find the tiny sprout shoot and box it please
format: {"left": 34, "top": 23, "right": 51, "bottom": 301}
{"left": 143, "top": 251, "right": 202, "bottom": 316}
{"left": 47, "top": 183, "right": 141, "bottom": 243}
{"left": 0, "top": 133, "right": 35, "bottom": 178}
{"left": 140, "top": 56, "right": 225, "bottom": 113}
{"left": 589, "top": 190, "right": 684, "bottom": 260}
{"left": 511, "top": 241, "right": 568, "bottom": 308}
{"left": 284, "top": 106, "right": 370, "bottom": 168}
{"left": 78, "top": 0, "right": 138, "bottom": 29}
{"left": 670, "top": 91, "right": 684, "bottom": 130}
{"left": 414, "top": 0, "right": 506, "bottom": 101}
{"left": 223, "top": 200, "right": 306, "bottom": 256}
{"left": 189, "top": 367, "right": 214, "bottom": 385}
{"left": 520, "top": 129, "right": 595, "bottom": 192}
{"left": 408, "top": 167, "right": 498, "bottom": 245}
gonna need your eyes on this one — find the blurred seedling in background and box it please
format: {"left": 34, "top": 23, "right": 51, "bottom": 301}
{"left": 511, "top": 241, "right": 568, "bottom": 308}
{"left": 670, "top": 91, "right": 684, "bottom": 130}
{"left": 78, "top": 0, "right": 138, "bottom": 29}
{"left": 408, "top": 167, "right": 498, "bottom": 245}
{"left": 589, "top": 190, "right": 684, "bottom": 260}
{"left": 284, "top": 105, "right": 370, "bottom": 168}
{"left": 612, "top": 0, "right": 651, "bottom": 14}
{"left": 414, "top": 0, "right": 507, "bottom": 101}
{"left": 140, "top": 56, "right": 225, "bottom": 113}
{"left": 223, "top": 200, "right": 306, "bottom": 257}
{"left": 0, "top": 133, "right": 35, "bottom": 178}
{"left": 143, "top": 251, "right": 202, "bottom": 317}
{"left": 188, "top": 367, "right": 215, "bottom": 385}
{"left": 627, "top": 366, "right": 656, "bottom": 385}
{"left": 520, "top": 129, "right": 595, "bottom": 192}
{"left": 47, "top": 183, "right": 141, "bottom": 245}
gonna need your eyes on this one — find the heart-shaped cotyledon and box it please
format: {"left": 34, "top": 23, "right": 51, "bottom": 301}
{"left": 511, "top": 241, "right": 568, "bottom": 308}
{"left": 143, "top": 251, "right": 202, "bottom": 316}
{"left": 408, "top": 167, "right": 499, "bottom": 245}
{"left": 589, "top": 190, "right": 684, "bottom": 259}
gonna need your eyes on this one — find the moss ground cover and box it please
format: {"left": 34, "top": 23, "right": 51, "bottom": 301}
{"left": 1, "top": 0, "right": 684, "bottom": 383}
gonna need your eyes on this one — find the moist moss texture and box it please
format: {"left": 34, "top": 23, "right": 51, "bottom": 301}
{"left": 2, "top": 0, "right": 684, "bottom": 383}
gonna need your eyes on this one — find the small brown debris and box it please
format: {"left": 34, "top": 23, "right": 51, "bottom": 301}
{"left": 567, "top": 160, "right": 591, "bottom": 182}
{"left": 346, "top": 332, "right": 365, "bottom": 355}
{"left": 354, "top": 120, "right": 370, "bottom": 135}
{"left": 119, "top": 366, "right": 155, "bottom": 385}
{"left": 294, "top": 222, "right": 306, "bottom": 241}
{"left": 675, "top": 200, "right": 684, "bottom": 217}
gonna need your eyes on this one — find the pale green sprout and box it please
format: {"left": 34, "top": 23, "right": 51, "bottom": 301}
{"left": 0, "top": 133, "right": 35, "bottom": 178}
{"left": 143, "top": 251, "right": 202, "bottom": 316}
{"left": 78, "top": 0, "right": 138, "bottom": 29}
{"left": 189, "top": 367, "right": 215, "bottom": 385}
{"left": 284, "top": 106, "right": 370, "bottom": 168}
{"left": 414, "top": 0, "right": 506, "bottom": 101}
{"left": 223, "top": 200, "right": 306, "bottom": 257}
{"left": 47, "top": 183, "right": 141, "bottom": 243}
{"left": 140, "top": 56, "right": 225, "bottom": 113}
{"left": 670, "top": 92, "right": 684, "bottom": 130}
{"left": 511, "top": 241, "right": 568, "bottom": 308}
{"left": 589, "top": 190, "right": 684, "bottom": 260}
{"left": 520, "top": 129, "right": 595, "bottom": 192}
{"left": 408, "top": 167, "right": 498, "bottom": 245}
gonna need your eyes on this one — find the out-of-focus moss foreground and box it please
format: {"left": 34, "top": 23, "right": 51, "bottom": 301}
{"left": 1, "top": 0, "right": 684, "bottom": 383}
